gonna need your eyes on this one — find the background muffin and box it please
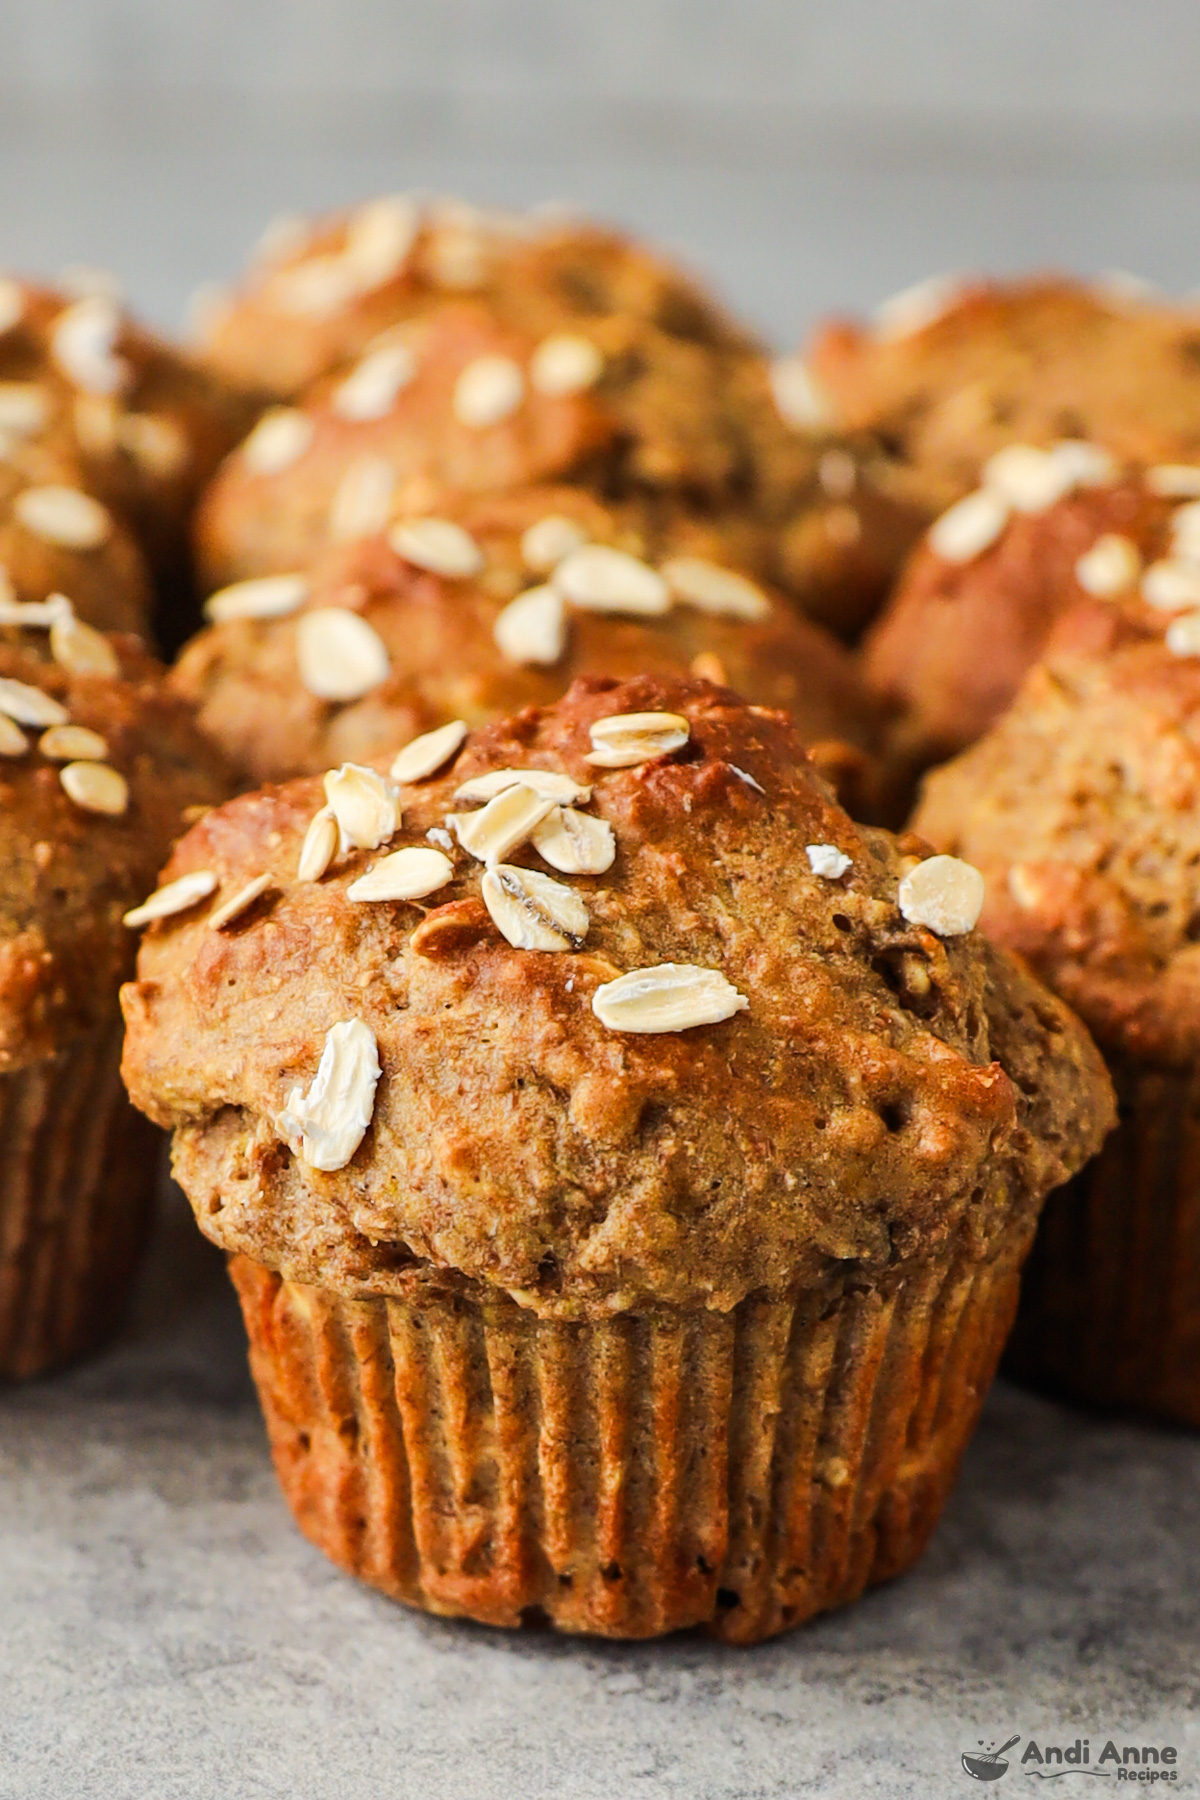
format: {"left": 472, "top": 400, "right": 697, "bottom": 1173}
{"left": 192, "top": 201, "right": 784, "bottom": 526}
{"left": 0, "top": 620, "right": 228, "bottom": 1377}
{"left": 191, "top": 196, "right": 926, "bottom": 637}
{"left": 913, "top": 636, "right": 1200, "bottom": 1424}
{"left": 804, "top": 275, "right": 1200, "bottom": 514}
{"left": 192, "top": 199, "right": 755, "bottom": 400}
{"left": 867, "top": 449, "right": 1200, "bottom": 772}
{"left": 0, "top": 437, "right": 151, "bottom": 636}
{"left": 121, "top": 675, "right": 1111, "bottom": 1639}
{"left": 193, "top": 303, "right": 613, "bottom": 589}
{"left": 0, "top": 274, "right": 250, "bottom": 617}
{"left": 174, "top": 487, "right": 887, "bottom": 815}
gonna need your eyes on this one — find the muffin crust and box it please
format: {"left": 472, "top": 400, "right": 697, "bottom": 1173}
{"left": 122, "top": 675, "right": 1112, "bottom": 1319}
{"left": 174, "top": 488, "right": 885, "bottom": 803}
{"left": 807, "top": 276, "right": 1200, "bottom": 509}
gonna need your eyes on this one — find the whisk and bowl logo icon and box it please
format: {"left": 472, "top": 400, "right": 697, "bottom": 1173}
{"left": 963, "top": 1735, "right": 1021, "bottom": 1781}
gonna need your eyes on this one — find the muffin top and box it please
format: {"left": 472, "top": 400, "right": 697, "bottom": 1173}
{"left": 192, "top": 202, "right": 774, "bottom": 526}
{"left": 121, "top": 675, "right": 1111, "bottom": 1318}
{"left": 913, "top": 635, "right": 1200, "bottom": 1067}
{"left": 0, "top": 623, "right": 229, "bottom": 1070}
{"left": 862, "top": 443, "right": 1199, "bottom": 767}
{"left": 191, "top": 198, "right": 923, "bottom": 630}
{"left": 805, "top": 275, "right": 1200, "bottom": 510}
{"left": 0, "top": 273, "right": 249, "bottom": 565}
{"left": 173, "top": 485, "right": 885, "bottom": 810}
{"left": 193, "top": 303, "right": 613, "bottom": 588}
{"left": 0, "top": 437, "right": 151, "bottom": 636}
{"left": 191, "top": 197, "right": 754, "bottom": 401}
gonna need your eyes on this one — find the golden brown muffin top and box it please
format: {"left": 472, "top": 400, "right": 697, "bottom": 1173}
{"left": 121, "top": 674, "right": 1111, "bottom": 1318}
{"left": 0, "top": 273, "right": 250, "bottom": 562}
{"left": 192, "top": 198, "right": 755, "bottom": 400}
{"left": 913, "top": 637, "right": 1200, "bottom": 1067}
{"left": 867, "top": 450, "right": 1200, "bottom": 770}
{"left": 193, "top": 303, "right": 615, "bottom": 588}
{"left": 805, "top": 275, "right": 1200, "bottom": 509}
{"left": 189, "top": 198, "right": 929, "bottom": 636}
{"left": 0, "top": 626, "right": 229, "bottom": 1070}
{"left": 192, "top": 203, "right": 773, "bottom": 521}
{"left": 172, "top": 484, "right": 885, "bottom": 810}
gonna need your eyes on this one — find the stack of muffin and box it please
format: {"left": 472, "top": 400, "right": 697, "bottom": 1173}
{"left": 8, "top": 198, "right": 1196, "bottom": 1644}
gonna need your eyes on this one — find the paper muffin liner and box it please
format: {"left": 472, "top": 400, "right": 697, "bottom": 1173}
{"left": 231, "top": 1208, "right": 1030, "bottom": 1642}
{"left": 0, "top": 1020, "right": 158, "bottom": 1380}
{"left": 1007, "top": 1057, "right": 1200, "bottom": 1426}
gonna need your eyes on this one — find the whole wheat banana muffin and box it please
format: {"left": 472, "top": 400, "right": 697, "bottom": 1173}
{"left": 0, "top": 273, "right": 249, "bottom": 607}
{"left": 190, "top": 197, "right": 926, "bottom": 636}
{"left": 913, "top": 636, "right": 1200, "bottom": 1425}
{"left": 174, "top": 484, "right": 887, "bottom": 815}
{"left": 192, "top": 302, "right": 612, "bottom": 590}
{"left": 120, "top": 674, "right": 1111, "bottom": 1639}
{"left": 803, "top": 275, "right": 1200, "bottom": 516}
{"left": 191, "top": 197, "right": 757, "bottom": 403}
{"left": 0, "top": 436, "right": 151, "bottom": 637}
{"left": 0, "top": 618, "right": 228, "bottom": 1378}
{"left": 861, "top": 444, "right": 1200, "bottom": 771}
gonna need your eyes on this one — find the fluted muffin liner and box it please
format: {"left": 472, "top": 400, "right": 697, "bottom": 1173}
{"left": 1007, "top": 1057, "right": 1200, "bottom": 1426}
{"left": 0, "top": 1019, "right": 157, "bottom": 1380}
{"left": 231, "top": 1205, "right": 1031, "bottom": 1643}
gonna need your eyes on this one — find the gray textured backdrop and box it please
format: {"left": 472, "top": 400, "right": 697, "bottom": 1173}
{"left": 4, "top": 1, "right": 1200, "bottom": 338}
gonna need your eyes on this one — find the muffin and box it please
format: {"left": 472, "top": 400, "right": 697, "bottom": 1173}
{"left": 913, "top": 636, "right": 1200, "bottom": 1424}
{"left": 193, "top": 303, "right": 613, "bottom": 590}
{"left": 191, "top": 198, "right": 756, "bottom": 402}
{"left": 0, "top": 618, "right": 228, "bottom": 1377}
{"left": 191, "top": 203, "right": 775, "bottom": 527}
{"left": 0, "top": 436, "right": 151, "bottom": 637}
{"left": 191, "top": 198, "right": 925, "bottom": 636}
{"left": 804, "top": 275, "right": 1200, "bottom": 515}
{"left": 120, "top": 675, "right": 1112, "bottom": 1639}
{"left": 174, "top": 485, "right": 887, "bottom": 816}
{"left": 866, "top": 449, "right": 1200, "bottom": 772}
{"left": 753, "top": 425, "right": 928, "bottom": 642}
{"left": 0, "top": 274, "right": 250, "bottom": 597}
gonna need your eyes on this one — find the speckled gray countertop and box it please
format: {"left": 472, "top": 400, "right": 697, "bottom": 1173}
{"left": 3, "top": 85, "right": 1200, "bottom": 1796}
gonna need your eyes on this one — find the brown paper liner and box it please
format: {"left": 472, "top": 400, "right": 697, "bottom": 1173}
{"left": 1007, "top": 1058, "right": 1200, "bottom": 1426}
{"left": 231, "top": 1210, "right": 1029, "bottom": 1642}
{"left": 0, "top": 1021, "right": 157, "bottom": 1380}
